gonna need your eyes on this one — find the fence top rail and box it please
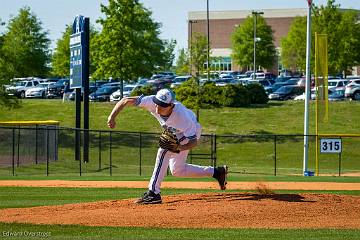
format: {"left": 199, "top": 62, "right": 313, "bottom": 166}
{"left": 0, "top": 120, "right": 59, "bottom": 126}
{"left": 217, "top": 134, "right": 318, "bottom": 138}
{"left": 318, "top": 134, "right": 360, "bottom": 137}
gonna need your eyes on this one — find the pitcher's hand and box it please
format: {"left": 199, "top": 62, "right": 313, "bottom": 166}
{"left": 107, "top": 116, "right": 116, "bottom": 129}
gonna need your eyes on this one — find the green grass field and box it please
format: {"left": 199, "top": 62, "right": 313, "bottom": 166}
{"left": 1, "top": 99, "right": 359, "bottom": 134}
{"left": 0, "top": 99, "right": 359, "bottom": 177}
{"left": 1, "top": 222, "right": 358, "bottom": 240}
{"left": 1, "top": 100, "right": 360, "bottom": 239}
{"left": 0, "top": 187, "right": 359, "bottom": 240}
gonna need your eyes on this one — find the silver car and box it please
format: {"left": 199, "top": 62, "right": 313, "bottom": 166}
{"left": 345, "top": 79, "right": 360, "bottom": 100}
{"left": 25, "top": 82, "right": 53, "bottom": 98}
{"left": 110, "top": 84, "right": 142, "bottom": 102}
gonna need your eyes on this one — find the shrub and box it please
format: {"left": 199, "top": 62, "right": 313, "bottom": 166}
{"left": 219, "top": 84, "right": 250, "bottom": 107}
{"left": 174, "top": 78, "right": 199, "bottom": 109}
{"left": 245, "top": 83, "right": 269, "bottom": 104}
{"left": 201, "top": 81, "right": 222, "bottom": 106}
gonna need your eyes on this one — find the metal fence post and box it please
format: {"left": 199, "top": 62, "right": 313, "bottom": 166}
{"left": 98, "top": 131, "right": 102, "bottom": 171}
{"left": 35, "top": 124, "right": 38, "bottom": 164}
{"left": 46, "top": 126, "right": 49, "bottom": 176}
{"left": 110, "top": 131, "right": 112, "bottom": 176}
{"left": 79, "top": 130, "right": 82, "bottom": 176}
{"left": 139, "top": 132, "right": 142, "bottom": 176}
{"left": 210, "top": 134, "right": 213, "bottom": 166}
{"left": 55, "top": 126, "right": 58, "bottom": 161}
{"left": 338, "top": 137, "right": 342, "bottom": 177}
{"left": 213, "top": 134, "right": 217, "bottom": 167}
{"left": 12, "top": 128, "right": 15, "bottom": 176}
{"left": 17, "top": 126, "right": 20, "bottom": 167}
{"left": 274, "top": 135, "right": 277, "bottom": 176}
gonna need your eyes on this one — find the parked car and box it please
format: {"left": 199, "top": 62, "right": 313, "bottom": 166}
{"left": 214, "top": 77, "right": 234, "bottom": 87}
{"left": 247, "top": 79, "right": 274, "bottom": 93}
{"left": 220, "top": 74, "right": 235, "bottom": 80}
{"left": 285, "top": 78, "right": 301, "bottom": 85}
{"left": 25, "top": 82, "right": 53, "bottom": 98}
{"left": 199, "top": 73, "right": 220, "bottom": 83}
{"left": 328, "top": 79, "right": 349, "bottom": 90}
{"left": 345, "top": 79, "right": 360, "bottom": 100}
{"left": 100, "top": 82, "right": 121, "bottom": 88}
{"left": 150, "top": 72, "right": 176, "bottom": 81}
{"left": 269, "top": 85, "right": 304, "bottom": 100}
{"left": 294, "top": 88, "right": 334, "bottom": 101}
{"left": 92, "top": 80, "right": 108, "bottom": 88}
{"left": 237, "top": 71, "right": 253, "bottom": 79}
{"left": 110, "top": 84, "right": 143, "bottom": 102}
{"left": 275, "top": 76, "right": 292, "bottom": 82}
{"left": 249, "top": 72, "right": 276, "bottom": 80}
{"left": 6, "top": 79, "right": 42, "bottom": 98}
{"left": 68, "top": 86, "right": 98, "bottom": 101}
{"left": 46, "top": 79, "right": 69, "bottom": 98}
{"left": 328, "top": 89, "right": 345, "bottom": 101}
{"left": 270, "top": 81, "right": 294, "bottom": 93}
{"left": 170, "top": 76, "right": 192, "bottom": 88}
{"left": 89, "top": 86, "right": 119, "bottom": 102}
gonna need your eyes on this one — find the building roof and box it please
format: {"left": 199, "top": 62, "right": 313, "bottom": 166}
{"left": 188, "top": 8, "right": 360, "bottom": 20}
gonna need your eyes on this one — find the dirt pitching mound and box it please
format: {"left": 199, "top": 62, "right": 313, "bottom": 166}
{"left": 0, "top": 192, "right": 359, "bottom": 229}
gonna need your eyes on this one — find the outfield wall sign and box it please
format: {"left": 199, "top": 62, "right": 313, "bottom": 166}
{"left": 320, "top": 138, "right": 342, "bottom": 153}
{"left": 69, "top": 15, "right": 88, "bottom": 89}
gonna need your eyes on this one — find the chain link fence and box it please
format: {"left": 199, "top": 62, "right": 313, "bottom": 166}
{"left": 0, "top": 126, "right": 359, "bottom": 177}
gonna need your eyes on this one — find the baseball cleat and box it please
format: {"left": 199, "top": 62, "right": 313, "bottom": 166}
{"left": 213, "top": 165, "right": 228, "bottom": 190}
{"left": 135, "top": 190, "right": 162, "bottom": 204}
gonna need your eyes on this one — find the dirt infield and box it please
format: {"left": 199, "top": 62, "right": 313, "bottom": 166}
{"left": 1, "top": 180, "right": 360, "bottom": 229}
{"left": 1, "top": 180, "right": 360, "bottom": 190}
{"left": 0, "top": 192, "right": 359, "bottom": 229}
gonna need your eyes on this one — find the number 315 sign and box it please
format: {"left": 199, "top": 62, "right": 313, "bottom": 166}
{"left": 320, "top": 138, "right": 342, "bottom": 153}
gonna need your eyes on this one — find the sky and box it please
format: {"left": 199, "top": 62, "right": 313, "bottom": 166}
{"left": 0, "top": 0, "right": 359, "bottom": 55}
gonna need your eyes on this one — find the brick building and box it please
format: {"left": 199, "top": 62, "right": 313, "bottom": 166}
{"left": 188, "top": 8, "right": 360, "bottom": 75}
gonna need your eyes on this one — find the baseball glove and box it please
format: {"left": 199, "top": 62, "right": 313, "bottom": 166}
{"left": 159, "top": 129, "right": 180, "bottom": 153}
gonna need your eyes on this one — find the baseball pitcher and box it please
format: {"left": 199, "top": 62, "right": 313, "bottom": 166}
{"left": 107, "top": 88, "right": 228, "bottom": 204}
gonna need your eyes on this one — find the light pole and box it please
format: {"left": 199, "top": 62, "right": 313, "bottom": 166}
{"left": 206, "top": 0, "right": 210, "bottom": 82}
{"left": 252, "top": 11, "right": 263, "bottom": 80}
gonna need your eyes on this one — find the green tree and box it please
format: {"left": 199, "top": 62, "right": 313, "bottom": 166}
{"left": 312, "top": 0, "right": 360, "bottom": 75}
{"left": 158, "top": 39, "right": 176, "bottom": 71}
{"left": 280, "top": 16, "right": 308, "bottom": 71}
{"left": 93, "top": 0, "right": 164, "bottom": 81}
{"left": 231, "top": 15, "right": 276, "bottom": 70}
{"left": 0, "top": 7, "right": 50, "bottom": 80}
{"left": 51, "top": 25, "right": 72, "bottom": 77}
{"left": 174, "top": 48, "right": 189, "bottom": 75}
{"left": 281, "top": 0, "right": 360, "bottom": 75}
{"left": 189, "top": 32, "right": 208, "bottom": 77}
{"left": 335, "top": 10, "right": 360, "bottom": 76}
{"left": 51, "top": 24, "right": 99, "bottom": 78}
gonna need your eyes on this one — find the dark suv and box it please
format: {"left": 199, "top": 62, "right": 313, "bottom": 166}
{"left": 268, "top": 85, "right": 305, "bottom": 100}
{"left": 46, "top": 79, "right": 69, "bottom": 98}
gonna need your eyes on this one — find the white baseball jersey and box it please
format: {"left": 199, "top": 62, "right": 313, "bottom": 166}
{"left": 135, "top": 94, "right": 213, "bottom": 195}
{"left": 136, "top": 95, "right": 202, "bottom": 141}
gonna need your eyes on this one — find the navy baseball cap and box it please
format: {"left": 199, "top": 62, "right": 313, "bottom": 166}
{"left": 152, "top": 89, "right": 175, "bottom": 108}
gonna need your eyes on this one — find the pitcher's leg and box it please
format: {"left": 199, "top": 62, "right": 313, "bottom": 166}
{"left": 148, "top": 148, "right": 169, "bottom": 194}
{"left": 169, "top": 150, "right": 214, "bottom": 177}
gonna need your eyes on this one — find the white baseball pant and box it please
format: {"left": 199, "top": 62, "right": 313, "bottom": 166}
{"left": 148, "top": 147, "right": 214, "bottom": 194}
